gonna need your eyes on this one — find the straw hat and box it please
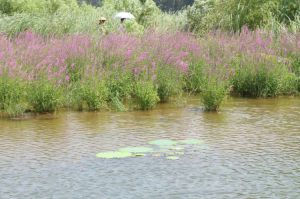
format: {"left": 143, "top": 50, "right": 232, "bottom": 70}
{"left": 99, "top": 17, "right": 107, "bottom": 22}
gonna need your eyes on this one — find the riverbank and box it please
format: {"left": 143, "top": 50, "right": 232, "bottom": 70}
{"left": 0, "top": 31, "right": 299, "bottom": 117}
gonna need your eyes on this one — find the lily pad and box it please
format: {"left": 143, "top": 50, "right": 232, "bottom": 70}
{"left": 179, "top": 139, "right": 204, "bottom": 145}
{"left": 96, "top": 151, "right": 133, "bottom": 159}
{"left": 149, "top": 139, "right": 177, "bottom": 146}
{"left": 166, "top": 156, "right": 179, "bottom": 160}
{"left": 119, "top": 147, "right": 153, "bottom": 153}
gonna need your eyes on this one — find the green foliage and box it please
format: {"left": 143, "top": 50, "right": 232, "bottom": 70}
{"left": 0, "top": 76, "right": 26, "bottom": 116}
{"left": 134, "top": 81, "right": 159, "bottom": 110}
{"left": 66, "top": 57, "right": 87, "bottom": 83}
{"left": 278, "top": 72, "right": 298, "bottom": 95}
{"left": 27, "top": 80, "right": 61, "bottom": 113}
{"left": 187, "top": 0, "right": 300, "bottom": 33}
{"left": 106, "top": 71, "right": 134, "bottom": 100}
{"left": 222, "top": 0, "right": 278, "bottom": 31}
{"left": 0, "top": 0, "right": 78, "bottom": 15}
{"left": 105, "top": 71, "right": 134, "bottom": 110}
{"left": 184, "top": 60, "right": 205, "bottom": 93}
{"left": 70, "top": 79, "right": 108, "bottom": 111}
{"left": 124, "top": 20, "right": 144, "bottom": 35}
{"left": 290, "top": 56, "right": 300, "bottom": 92}
{"left": 186, "top": 0, "right": 215, "bottom": 33}
{"left": 0, "top": 2, "right": 119, "bottom": 36}
{"left": 151, "top": 10, "right": 187, "bottom": 32}
{"left": 231, "top": 65, "right": 280, "bottom": 98}
{"left": 201, "top": 79, "right": 227, "bottom": 111}
{"left": 156, "top": 66, "right": 183, "bottom": 102}
{"left": 277, "top": 0, "right": 300, "bottom": 24}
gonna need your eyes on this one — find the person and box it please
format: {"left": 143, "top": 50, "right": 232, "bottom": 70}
{"left": 99, "top": 17, "right": 107, "bottom": 25}
{"left": 99, "top": 17, "right": 108, "bottom": 35}
{"left": 119, "top": 18, "right": 126, "bottom": 32}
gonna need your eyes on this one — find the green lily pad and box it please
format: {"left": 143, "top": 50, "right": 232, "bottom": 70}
{"left": 119, "top": 147, "right": 153, "bottom": 153}
{"left": 96, "top": 151, "right": 133, "bottom": 159}
{"left": 149, "top": 139, "right": 177, "bottom": 146}
{"left": 166, "top": 156, "right": 179, "bottom": 160}
{"left": 179, "top": 139, "right": 204, "bottom": 145}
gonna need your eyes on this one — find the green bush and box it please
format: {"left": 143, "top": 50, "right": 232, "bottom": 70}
{"left": 184, "top": 60, "right": 205, "bottom": 93}
{"left": 70, "top": 80, "right": 108, "bottom": 111}
{"left": 291, "top": 55, "right": 300, "bottom": 91}
{"left": 156, "top": 66, "right": 183, "bottom": 102}
{"left": 27, "top": 80, "right": 61, "bottom": 113}
{"left": 66, "top": 57, "right": 88, "bottom": 83}
{"left": 134, "top": 81, "right": 159, "bottom": 110}
{"left": 187, "top": 0, "right": 299, "bottom": 33}
{"left": 231, "top": 65, "right": 280, "bottom": 97}
{"left": 106, "top": 71, "right": 134, "bottom": 100}
{"left": 201, "top": 80, "right": 227, "bottom": 111}
{"left": 186, "top": 0, "right": 215, "bottom": 33}
{"left": 0, "top": 76, "right": 26, "bottom": 116}
{"left": 279, "top": 72, "right": 298, "bottom": 95}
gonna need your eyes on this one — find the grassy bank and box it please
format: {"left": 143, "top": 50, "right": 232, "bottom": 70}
{"left": 0, "top": 30, "right": 299, "bottom": 117}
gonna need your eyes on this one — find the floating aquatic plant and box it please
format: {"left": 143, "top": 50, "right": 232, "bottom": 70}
{"left": 96, "top": 138, "right": 208, "bottom": 159}
{"left": 96, "top": 151, "right": 133, "bottom": 159}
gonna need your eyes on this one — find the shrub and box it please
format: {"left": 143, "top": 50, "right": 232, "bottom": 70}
{"left": 201, "top": 80, "right": 227, "bottom": 112}
{"left": 291, "top": 56, "right": 300, "bottom": 91}
{"left": 156, "top": 66, "right": 183, "bottom": 102}
{"left": 279, "top": 72, "right": 298, "bottom": 95}
{"left": 134, "top": 81, "right": 159, "bottom": 110}
{"left": 70, "top": 79, "right": 108, "bottom": 111}
{"left": 187, "top": 0, "right": 299, "bottom": 33}
{"left": 27, "top": 80, "right": 61, "bottom": 113}
{"left": 231, "top": 65, "right": 280, "bottom": 98}
{"left": 66, "top": 57, "right": 87, "bottom": 83}
{"left": 184, "top": 60, "right": 205, "bottom": 93}
{"left": 0, "top": 76, "right": 26, "bottom": 116}
{"left": 106, "top": 71, "right": 134, "bottom": 101}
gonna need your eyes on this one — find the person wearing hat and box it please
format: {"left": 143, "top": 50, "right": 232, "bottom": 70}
{"left": 99, "top": 17, "right": 108, "bottom": 35}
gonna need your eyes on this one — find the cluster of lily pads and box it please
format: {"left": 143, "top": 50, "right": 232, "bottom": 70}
{"left": 96, "top": 139, "right": 206, "bottom": 160}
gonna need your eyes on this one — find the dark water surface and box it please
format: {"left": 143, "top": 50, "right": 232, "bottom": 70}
{"left": 0, "top": 97, "right": 299, "bottom": 199}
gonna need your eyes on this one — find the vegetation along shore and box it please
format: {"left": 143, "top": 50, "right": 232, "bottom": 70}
{"left": 0, "top": 0, "right": 299, "bottom": 117}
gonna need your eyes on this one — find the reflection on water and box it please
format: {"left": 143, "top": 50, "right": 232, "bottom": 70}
{"left": 0, "top": 97, "right": 299, "bottom": 199}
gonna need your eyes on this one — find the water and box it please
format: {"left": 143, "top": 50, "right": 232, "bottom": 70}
{"left": 0, "top": 97, "right": 299, "bottom": 199}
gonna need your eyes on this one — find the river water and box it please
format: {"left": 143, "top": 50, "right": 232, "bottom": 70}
{"left": 0, "top": 97, "right": 299, "bottom": 199}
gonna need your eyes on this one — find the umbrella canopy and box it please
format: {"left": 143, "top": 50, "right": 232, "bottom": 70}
{"left": 114, "top": 12, "right": 135, "bottom": 20}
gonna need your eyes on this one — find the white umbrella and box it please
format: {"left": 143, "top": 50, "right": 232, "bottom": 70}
{"left": 114, "top": 12, "right": 135, "bottom": 20}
